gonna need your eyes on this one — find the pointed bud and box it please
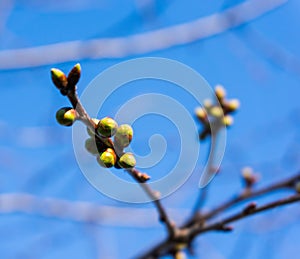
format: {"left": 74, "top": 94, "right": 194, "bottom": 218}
{"left": 56, "top": 107, "right": 77, "bottom": 126}
{"left": 86, "top": 118, "right": 100, "bottom": 136}
{"left": 225, "top": 99, "right": 240, "bottom": 113}
{"left": 97, "top": 148, "right": 117, "bottom": 168}
{"left": 174, "top": 251, "right": 187, "bottom": 259}
{"left": 118, "top": 152, "right": 136, "bottom": 168}
{"left": 241, "top": 167, "right": 259, "bottom": 187}
{"left": 97, "top": 117, "right": 118, "bottom": 137}
{"left": 203, "top": 99, "right": 213, "bottom": 110}
{"left": 51, "top": 68, "right": 68, "bottom": 90}
{"left": 209, "top": 106, "right": 223, "bottom": 118}
{"left": 114, "top": 124, "right": 133, "bottom": 148}
{"left": 67, "top": 63, "right": 81, "bottom": 88}
{"left": 85, "top": 138, "right": 99, "bottom": 155}
{"left": 195, "top": 107, "right": 207, "bottom": 122}
{"left": 215, "top": 85, "right": 226, "bottom": 100}
{"left": 223, "top": 115, "right": 233, "bottom": 126}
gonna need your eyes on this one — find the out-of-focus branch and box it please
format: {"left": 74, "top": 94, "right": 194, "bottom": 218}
{"left": 0, "top": 0, "right": 286, "bottom": 69}
{"left": 137, "top": 172, "right": 300, "bottom": 258}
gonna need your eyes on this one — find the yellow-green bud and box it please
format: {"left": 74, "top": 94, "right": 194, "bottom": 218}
{"left": 51, "top": 68, "right": 68, "bottom": 90}
{"left": 97, "top": 117, "right": 118, "bottom": 137}
{"left": 86, "top": 118, "right": 100, "bottom": 136}
{"left": 85, "top": 138, "right": 98, "bottom": 155}
{"left": 56, "top": 107, "right": 76, "bottom": 126}
{"left": 67, "top": 63, "right": 81, "bottom": 87}
{"left": 203, "top": 99, "right": 213, "bottom": 110}
{"left": 215, "top": 85, "right": 226, "bottom": 100}
{"left": 195, "top": 107, "right": 207, "bottom": 122}
{"left": 223, "top": 115, "right": 233, "bottom": 126}
{"left": 114, "top": 124, "right": 133, "bottom": 148}
{"left": 226, "top": 99, "right": 240, "bottom": 113}
{"left": 97, "top": 148, "right": 117, "bottom": 168}
{"left": 209, "top": 106, "right": 223, "bottom": 118}
{"left": 118, "top": 152, "right": 136, "bottom": 168}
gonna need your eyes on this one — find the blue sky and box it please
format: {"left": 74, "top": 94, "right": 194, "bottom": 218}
{"left": 1, "top": 0, "right": 300, "bottom": 258}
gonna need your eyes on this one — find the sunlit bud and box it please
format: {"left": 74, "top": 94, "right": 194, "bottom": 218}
{"left": 209, "top": 106, "right": 223, "bottom": 118}
{"left": 226, "top": 99, "right": 240, "bottom": 113}
{"left": 114, "top": 124, "right": 133, "bottom": 148}
{"left": 223, "top": 115, "right": 233, "bottom": 126}
{"left": 97, "top": 148, "right": 117, "bottom": 168}
{"left": 215, "top": 85, "right": 226, "bottom": 100}
{"left": 97, "top": 117, "right": 118, "bottom": 137}
{"left": 118, "top": 152, "right": 136, "bottom": 168}
{"left": 241, "top": 167, "right": 258, "bottom": 187}
{"left": 51, "top": 68, "right": 68, "bottom": 90}
{"left": 85, "top": 138, "right": 98, "bottom": 155}
{"left": 56, "top": 107, "right": 76, "bottom": 126}
{"left": 203, "top": 99, "right": 213, "bottom": 110}
{"left": 67, "top": 63, "right": 81, "bottom": 87}
{"left": 174, "top": 251, "right": 187, "bottom": 259}
{"left": 195, "top": 107, "right": 207, "bottom": 122}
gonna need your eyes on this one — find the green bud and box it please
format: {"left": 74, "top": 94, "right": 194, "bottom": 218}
{"left": 118, "top": 152, "right": 136, "bottom": 168}
{"left": 85, "top": 138, "right": 98, "bottom": 155}
{"left": 51, "top": 68, "right": 68, "bottom": 90}
{"left": 86, "top": 118, "right": 100, "bottom": 136}
{"left": 223, "top": 115, "right": 233, "bottom": 126}
{"left": 215, "top": 85, "right": 226, "bottom": 100}
{"left": 195, "top": 107, "right": 207, "bottom": 122}
{"left": 209, "top": 106, "right": 223, "bottom": 118}
{"left": 225, "top": 99, "right": 240, "bottom": 113}
{"left": 97, "top": 117, "right": 118, "bottom": 137}
{"left": 114, "top": 124, "right": 133, "bottom": 148}
{"left": 56, "top": 107, "right": 76, "bottom": 126}
{"left": 67, "top": 63, "right": 81, "bottom": 87}
{"left": 97, "top": 148, "right": 117, "bottom": 168}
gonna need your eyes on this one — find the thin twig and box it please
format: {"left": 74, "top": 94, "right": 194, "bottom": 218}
{"left": 190, "top": 193, "right": 300, "bottom": 237}
{"left": 66, "top": 85, "right": 176, "bottom": 237}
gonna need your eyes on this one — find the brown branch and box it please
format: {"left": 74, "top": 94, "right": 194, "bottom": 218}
{"left": 184, "top": 172, "right": 300, "bottom": 228}
{"left": 137, "top": 173, "right": 300, "bottom": 258}
{"left": 190, "top": 193, "right": 300, "bottom": 237}
{"left": 64, "top": 83, "right": 176, "bottom": 237}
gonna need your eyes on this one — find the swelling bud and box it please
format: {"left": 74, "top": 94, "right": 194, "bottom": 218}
{"left": 56, "top": 107, "right": 76, "bottom": 126}
{"left": 67, "top": 63, "right": 81, "bottom": 87}
{"left": 114, "top": 124, "right": 133, "bottom": 148}
{"left": 97, "top": 117, "right": 118, "bottom": 137}
{"left": 97, "top": 148, "right": 116, "bottom": 168}
{"left": 51, "top": 68, "right": 68, "bottom": 90}
{"left": 118, "top": 152, "right": 136, "bottom": 168}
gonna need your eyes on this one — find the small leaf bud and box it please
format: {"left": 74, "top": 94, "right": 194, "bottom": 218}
{"left": 209, "top": 106, "right": 223, "bottom": 118}
{"left": 51, "top": 68, "right": 68, "bottom": 90}
{"left": 118, "top": 152, "right": 136, "bottom": 168}
{"left": 223, "top": 115, "right": 233, "bottom": 126}
{"left": 67, "top": 63, "right": 81, "bottom": 88}
{"left": 215, "top": 85, "right": 226, "bottom": 100}
{"left": 195, "top": 107, "right": 207, "bottom": 122}
{"left": 225, "top": 99, "right": 240, "bottom": 113}
{"left": 114, "top": 124, "right": 133, "bottom": 148}
{"left": 97, "top": 117, "right": 118, "bottom": 137}
{"left": 97, "top": 148, "right": 117, "bottom": 168}
{"left": 56, "top": 107, "right": 76, "bottom": 126}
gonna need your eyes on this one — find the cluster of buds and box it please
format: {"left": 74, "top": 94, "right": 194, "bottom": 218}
{"left": 51, "top": 63, "right": 81, "bottom": 96}
{"left": 241, "top": 167, "right": 259, "bottom": 189}
{"left": 195, "top": 85, "right": 240, "bottom": 140}
{"left": 85, "top": 117, "right": 136, "bottom": 169}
